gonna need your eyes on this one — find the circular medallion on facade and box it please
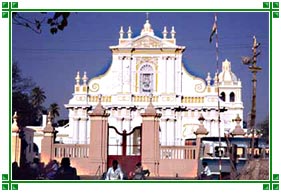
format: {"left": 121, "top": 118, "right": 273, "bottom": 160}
{"left": 91, "top": 83, "right": 100, "bottom": 92}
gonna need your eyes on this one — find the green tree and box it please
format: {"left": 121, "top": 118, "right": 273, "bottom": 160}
{"left": 256, "top": 116, "right": 269, "bottom": 140}
{"left": 13, "top": 63, "right": 48, "bottom": 125}
{"left": 12, "top": 61, "right": 35, "bottom": 93}
{"left": 30, "top": 86, "right": 46, "bottom": 122}
{"left": 12, "top": 91, "right": 37, "bottom": 127}
{"left": 48, "top": 103, "right": 60, "bottom": 120}
{"left": 12, "top": 62, "right": 37, "bottom": 126}
{"left": 31, "top": 86, "right": 46, "bottom": 107}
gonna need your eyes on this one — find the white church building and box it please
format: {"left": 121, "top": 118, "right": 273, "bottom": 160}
{"left": 60, "top": 18, "right": 243, "bottom": 148}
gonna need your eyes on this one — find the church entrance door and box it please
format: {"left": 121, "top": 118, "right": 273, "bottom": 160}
{"left": 107, "top": 126, "right": 142, "bottom": 178}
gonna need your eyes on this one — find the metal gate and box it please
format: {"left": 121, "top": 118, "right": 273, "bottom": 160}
{"left": 107, "top": 126, "right": 141, "bottom": 178}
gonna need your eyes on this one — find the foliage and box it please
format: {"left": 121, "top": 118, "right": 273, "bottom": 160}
{"left": 256, "top": 116, "right": 269, "bottom": 140}
{"left": 30, "top": 86, "right": 47, "bottom": 122}
{"left": 12, "top": 62, "right": 60, "bottom": 127}
{"left": 12, "top": 61, "right": 35, "bottom": 93}
{"left": 12, "top": 12, "right": 71, "bottom": 35}
{"left": 31, "top": 86, "right": 46, "bottom": 107}
{"left": 47, "top": 12, "right": 70, "bottom": 34}
{"left": 12, "top": 91, "right": 37, "bottom": 127}
{"left": 12, "top": 62, "right": 37, "bottom": 126}
{"left": 48, "top": 103, "right": 60, "bottom": 119}
{"left": 57, "top": 119, "right": 69, "bottom": 127}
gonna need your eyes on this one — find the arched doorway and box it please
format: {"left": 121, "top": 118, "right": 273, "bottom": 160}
{"left": 107, "top": 125, "right": 142, "bottom": 177}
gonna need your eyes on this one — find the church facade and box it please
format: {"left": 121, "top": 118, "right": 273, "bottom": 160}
{"left": 63, "top": 19, "right": 243, "bottom": 149}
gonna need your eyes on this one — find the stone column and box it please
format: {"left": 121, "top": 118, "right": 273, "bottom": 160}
{"left": 41, "top": 113, "right": 55, "bottom": 165}
{"left": 79, "top": 117, "right": 88, "bottom": 144}
{"left": 88, "top": 100, "right": 110, "bottom": 175}
{"left": 11, "top": 112, "right": 21, "bottom": 165}
{"left": 72, "top": 117, "right": 79, "bottom": 144}
{"left": 141, "top": 100, "right": 162, "bottom": 177}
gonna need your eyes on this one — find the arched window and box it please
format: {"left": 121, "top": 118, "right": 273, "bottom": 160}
{"left": 220, "top": 92, "right": 225, "bottom": 102}
{"left": 139, "top": 64, "right": 154, "bottom": 93}
{"left": 230, "top": 92, "right": 235, "bottom": 102}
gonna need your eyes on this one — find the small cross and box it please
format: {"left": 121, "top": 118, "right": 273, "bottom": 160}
{"left": 146, "top": 12, "right": 149, "bottom": 20}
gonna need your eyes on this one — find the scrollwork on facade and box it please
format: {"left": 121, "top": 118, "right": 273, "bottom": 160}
{"left": 194, "top": 81, "right": 206, "bottom": 93}
{"left": 90, "top": 83, "right": 100, "bottom": 92}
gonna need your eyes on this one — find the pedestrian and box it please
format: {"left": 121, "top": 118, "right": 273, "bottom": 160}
{"left": 12, "top": 162, "right": 20, "bottom": 180}
{"left": 105, "top": 160, "right": 124, "bottom": 180}
{"left": 200, "top": 162, "right": 212, "bottom": 180}
{"left": 44, "top": 159, "right": 59, "bottom": 180}
{"left": 54, "top": 157, "right": 79, "bottom": 180}
{"left": 132, "top": 162, "right": 150, "bottom": 180}
{"left": 29, "top": 157, "right": 42, "bottom": 179}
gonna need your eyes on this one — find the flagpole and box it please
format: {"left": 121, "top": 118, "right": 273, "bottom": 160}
{"left": 214, "top": 13, "right": 222, "bottom": 180}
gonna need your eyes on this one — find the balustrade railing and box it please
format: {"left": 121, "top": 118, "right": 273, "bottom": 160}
{"left": 53, "top": 144, "right": 90, "bottom": 158}
{"left": 160, "top": 146, "right": 197, "bottom": 160}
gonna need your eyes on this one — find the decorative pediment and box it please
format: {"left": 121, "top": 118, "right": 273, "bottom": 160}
{"left": 132, "top": 36, "right": 162, "bottom": 48}
{"left": 115, "top": 35, "right": 178, "bottom": 49}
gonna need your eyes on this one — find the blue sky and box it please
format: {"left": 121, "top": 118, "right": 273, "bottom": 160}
{"left": 12, "top": 12, "right": 269, "bottom": 123}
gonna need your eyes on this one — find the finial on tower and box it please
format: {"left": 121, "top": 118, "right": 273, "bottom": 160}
{"left": 171, "top": 26, "right": 176, "bottom": 39}
{"left": 119, "top": 26, "right": 124, "bottom": 39}
{"left": 82, "top": 71, "right": 88, "bottom": 85}
{"left": 162, "top": 26, "right": 168, "bottom": 39}
{"left": 127, "top": 26, "right": 132, "bottom": 39}
{"left": 13, "top": 111, "right": 18, "bottom": 122}
{"left": 231, "top": 114, "right": 245, "bottom": 137}
{"left": 47, "top": 111, "right": 53, "bottom": 125}
{"left": 213, "top": 72, "right": 218, "bottom": 85}
{"left": 206, "top": 72, "right": 211, "bottom": 86}
{"left": 12, "top": 111, "right": 19, "bottom": 132}
{"left": 194, "top": 113, "right": 208, "bottom": 136}
{"left": 75, "top": 71, "right": 80, "bottom": 85}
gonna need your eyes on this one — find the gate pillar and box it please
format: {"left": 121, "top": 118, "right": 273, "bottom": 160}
{"left": 88, "top": 99, "right": 110, "bottom": 175}
{"left": 41, "top": 112, "right": 55, "bottom": 165}
{"left": 141, "top": 100, "right": 161, "bottom": 177}
{"left": 194, "top": 113, "right": 209, "bottom": 178}
{"left": 11, "top": 112, "right": 21, "bottom": 165}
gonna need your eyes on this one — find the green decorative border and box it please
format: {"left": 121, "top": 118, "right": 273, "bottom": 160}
{"left": 1, "top": 1, "right": 279, "bottom": 191}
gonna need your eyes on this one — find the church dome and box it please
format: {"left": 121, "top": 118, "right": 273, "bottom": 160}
{"left": 218, "top": 59, "right": 238, "bottom": 82}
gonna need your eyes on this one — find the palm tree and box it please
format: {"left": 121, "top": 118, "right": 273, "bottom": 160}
{"left": 49, "top": 103, "right": 60, "bottom": 119}
{"left": 31, "top": 86, "right": 46, "bottom": 107}
{"left": 30, "top": 86, "right": 46, "bottom": 122}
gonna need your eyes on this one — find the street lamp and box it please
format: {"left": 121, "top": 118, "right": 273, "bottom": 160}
{"left": 242, "top": 36, "right": 262, "bottom": 159}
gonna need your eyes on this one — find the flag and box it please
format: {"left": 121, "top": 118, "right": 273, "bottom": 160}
{"left": 209, "top": 15, "right": 217, "bottom": 43}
